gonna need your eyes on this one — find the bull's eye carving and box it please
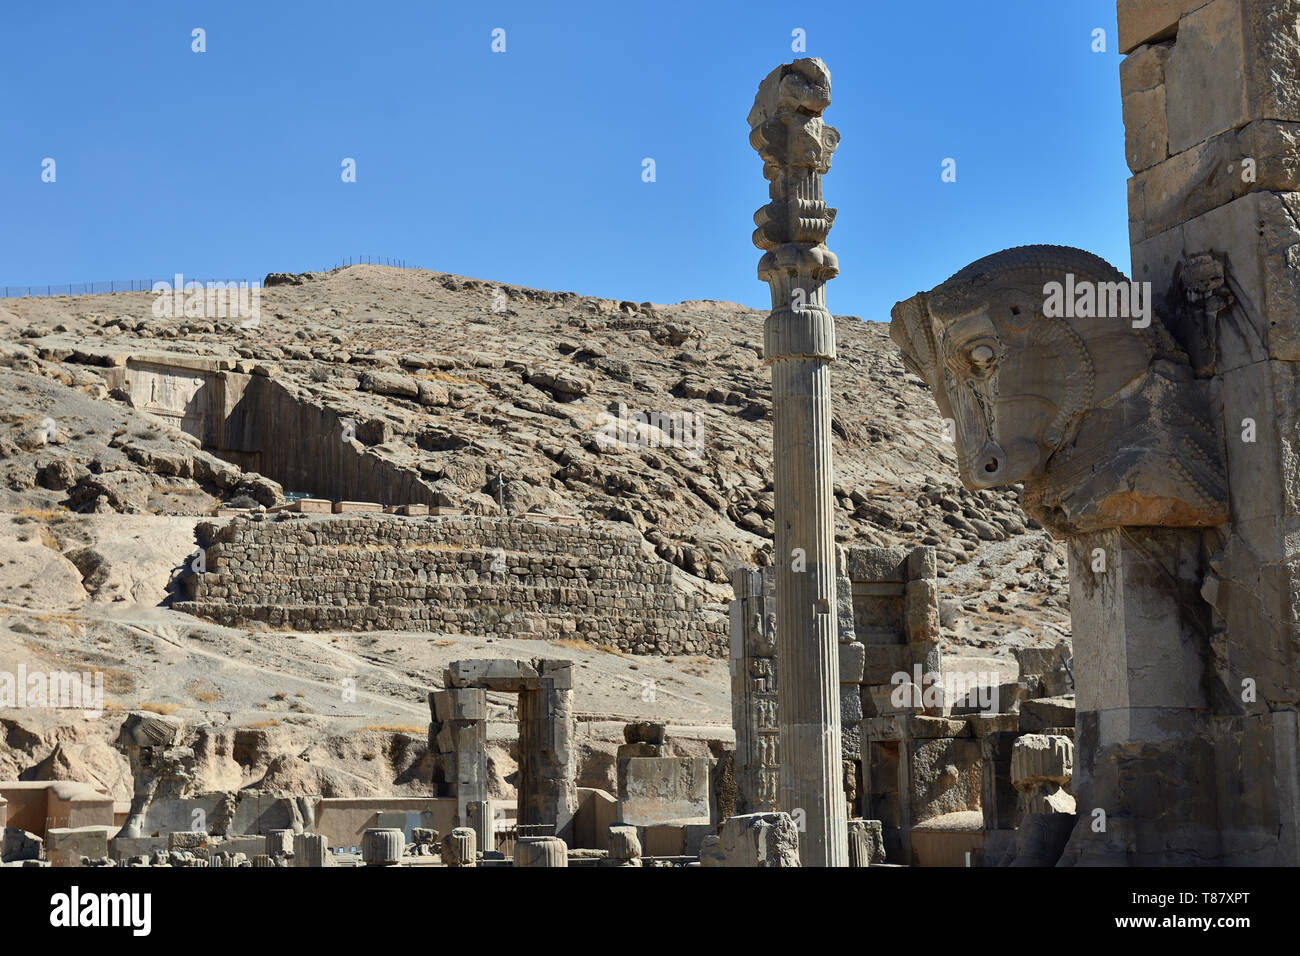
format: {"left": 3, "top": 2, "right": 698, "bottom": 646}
{"left": 971, "top": 344, "right": 994, "bottom": 364}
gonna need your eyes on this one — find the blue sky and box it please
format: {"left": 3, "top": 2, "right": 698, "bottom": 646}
{"left": 1, "top": 0, "right": 1127, "bottom": 322}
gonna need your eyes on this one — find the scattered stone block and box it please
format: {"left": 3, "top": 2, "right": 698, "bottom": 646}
{"left": 1018, "top": 697, "right": 1076, "bottom": 733}
{"left": 332, "top": 501, "right": 383, "bottom": 513}
{"left": 46, "top": 826, "right": 113, "bottom": 867}
{"left": 270, "top": 498, "right": 331, "bottom": 514}
{"left": 617, "top": 756, "right": 710, "bottom": 826}
{"left": 167, "top": 831, "right": 210, "bottom": 852}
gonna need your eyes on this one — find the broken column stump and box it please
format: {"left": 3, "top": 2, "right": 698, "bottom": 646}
{"left": 514, "top": 836, "right": 568, "bottom": 867}
{"left": 443, "top": 827, "right": 477, "bottom": 867}
{"left": 361, "top": 828, "right": 403, "bottom": 866}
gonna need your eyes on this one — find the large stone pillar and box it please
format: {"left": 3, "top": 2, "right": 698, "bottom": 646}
{"left": 428, "top": 687, "right": 488, "bottom": 832}
{"left": 748, "top": 57, "right": 848, "bottom": 866}
{"left": 516, "top": 661, "right": 577, "bottom": 846}
{"left": 1118, "top": 0, "right": 1300, "bottom": 864}
{"left": 729, "top": 566, "right": 780, "bottom": 815}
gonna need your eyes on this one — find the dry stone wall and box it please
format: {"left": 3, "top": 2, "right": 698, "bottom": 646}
{"left": 174, "top": 513, "right": 727, "bottom": 656}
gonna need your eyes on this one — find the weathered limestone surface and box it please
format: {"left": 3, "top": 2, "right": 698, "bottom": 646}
{"left": 428, "top": 687, "right": 488, "bottom": 835}
{"left": 46, "top": 826, "right": 113, "bottom": 868}
{"left": 293, "top": 832, "right": 330, "bottom": 867}
{"left": 515, "top": 836, "right": 568, "bottom": 867}
{"left": 846, "top": 819, "right": 885, "bottom": 867}
{"left": 176, "top": 514, "right": 726, "bottom": 656}
{"left": 1011, "top": 734, "right": 1075, "bottom": 817}
{"left": 716, "top": 811, "right": 801, "bottom": 867}
{"left": 265, "top": 828, "right": 294, "bottom": 857}
{"left": 728, "top": 566, "right": 780, "bottom": 814}
{"left": 607, "top": 825, "right": 642, "bottom": 865}
{"left": 749, "top": 56, "right": 848, "bottom": 867}
{"left": 443, "top": 827, "right": 476, "bottom": 867}
{"left": 114, "top": 711, "right": 192, "bottom": 841}
{"left": 731, "top": 544, "right": 945, "bottom": 853}
{"left": 617, "top": 756, "right": 710, "bottom": 825}
{"left": 361, "top": 828, "right": 404, "bottom": 866}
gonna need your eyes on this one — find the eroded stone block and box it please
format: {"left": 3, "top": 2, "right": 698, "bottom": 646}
{"left": 717, "top": 812, "right": 800, "bottom": 867}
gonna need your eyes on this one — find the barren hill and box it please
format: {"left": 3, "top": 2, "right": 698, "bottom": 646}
{"left": 0, "top": 265, "right": 1070, "bottom": 800}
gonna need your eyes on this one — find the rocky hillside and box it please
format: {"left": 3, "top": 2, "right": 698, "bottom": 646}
{"left": 0, "top": 265, "right": 1071, "bottom": 799}
{"left": 0, "top": 265, "right": 1068, "bottom": 623}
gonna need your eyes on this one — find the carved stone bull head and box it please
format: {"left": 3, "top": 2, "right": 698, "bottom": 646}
{"left": 890, "top": 244, "right": 1227, "bottom": 536}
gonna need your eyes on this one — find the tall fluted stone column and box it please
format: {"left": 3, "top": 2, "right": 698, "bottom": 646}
{"left": 748, "top": 57, "right": 848, "bottom": 867}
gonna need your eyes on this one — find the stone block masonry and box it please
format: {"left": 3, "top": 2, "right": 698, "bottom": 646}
{"left": 174, "top": 513, "right": 727, "bottom": 657}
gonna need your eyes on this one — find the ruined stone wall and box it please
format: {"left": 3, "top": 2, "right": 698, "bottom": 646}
{"left": 174, "top": 514, "right": 727, "bottom": 656}
{"left": 110, "top": 356, "right": 446, "bottom": 506}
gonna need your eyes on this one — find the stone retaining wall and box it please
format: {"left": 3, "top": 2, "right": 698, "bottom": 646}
{"left": 174, "top": 513, "right": 727, "bottom": 656}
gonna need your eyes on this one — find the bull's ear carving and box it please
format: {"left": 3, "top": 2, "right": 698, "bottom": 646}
{"left": 889, "top": 244, "right": 1227, "bottom": 536}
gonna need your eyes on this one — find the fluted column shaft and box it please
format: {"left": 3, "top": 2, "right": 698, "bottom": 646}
{"left": 749, "top": 57, "right": 848, "bottom": 867}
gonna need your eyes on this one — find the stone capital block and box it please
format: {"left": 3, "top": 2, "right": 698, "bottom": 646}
{"left": 1010, "top": 734, "right": 1074, "bottom": 787}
